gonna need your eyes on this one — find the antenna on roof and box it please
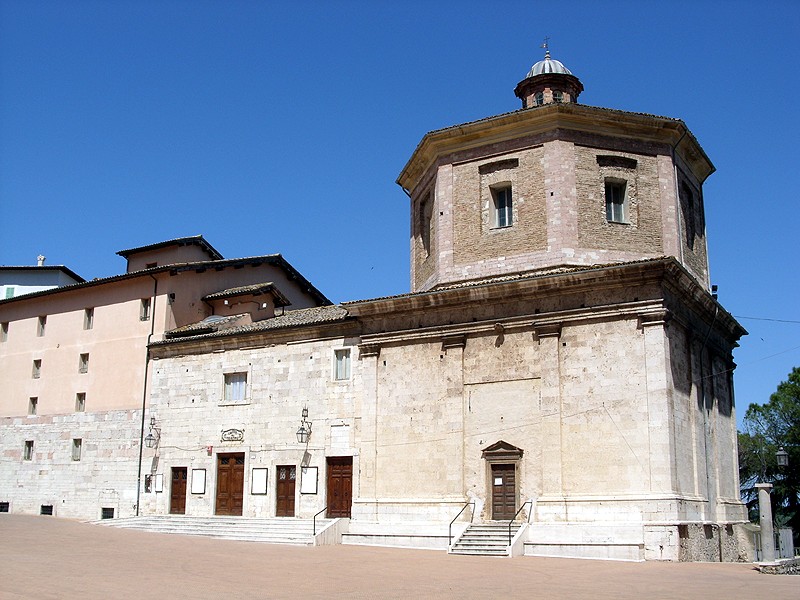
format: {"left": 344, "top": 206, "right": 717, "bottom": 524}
{"left": 37, "top": 255, "right": 45, "bottom": 266}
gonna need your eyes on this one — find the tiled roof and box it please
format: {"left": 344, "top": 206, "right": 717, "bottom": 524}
{"left": 153, "top": 305, "right": 351, "bottom": 345}
{"left": 166, "top": 314, "right": 250, "bottom": 337}
{"left": 202, "top": 282, "right": 291, "bottom": 306}
{"left": 116, "top": 235, "right": 224, "bottom": 260}
{"left": 343, "top": 257, "right": 672, "bottom": 305}
{"left": 0, "top": 255, "right": 331, "bottom": 307}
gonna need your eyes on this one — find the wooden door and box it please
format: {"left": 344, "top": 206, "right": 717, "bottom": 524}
{"left": 491, "top": 463, "right": 516, "bottom": 520}
{"left": 326, "top": 457, "right": 353, "bottom": 518}
{"left": 170, "top": 467, "right": 187, "bottom": 515}
{"left": 215, "top": 453, "right": 245, "bottom": 516}
{"left": 276, "top": 465, "right": 296, "bottom": 517}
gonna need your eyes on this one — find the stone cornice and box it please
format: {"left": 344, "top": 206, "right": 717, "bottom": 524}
{"left": 397, "top": 103, "right": 713, "bottom": 195}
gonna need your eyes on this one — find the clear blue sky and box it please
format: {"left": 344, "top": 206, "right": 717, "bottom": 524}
{"left": 2, "top": 1, "right": 798, "bottom": 427}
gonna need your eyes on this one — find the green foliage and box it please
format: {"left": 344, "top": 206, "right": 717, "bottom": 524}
{"left": 739, "top": 367, "right": 800, "bottom": 534}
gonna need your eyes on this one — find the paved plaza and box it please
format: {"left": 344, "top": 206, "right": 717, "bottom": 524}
{"left": 0, "top": 515, "right": 796, "bottom": 600}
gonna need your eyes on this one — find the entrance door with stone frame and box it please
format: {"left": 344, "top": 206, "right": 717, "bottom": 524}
{"left": 215, "top": 453, "right": 245, "bottom": 516}
{"left": 276, "top": 465, "right": 296, "bottom": 517}
{"left": 481, "top": 440, "right": 523, "bottom": 521}
{"left": 326, "top": 456, "right": 353, "bottom": 518}
{"left": 170, "top": 467, "right": 187, "bottom": 515}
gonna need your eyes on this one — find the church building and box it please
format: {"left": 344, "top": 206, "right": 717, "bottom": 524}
{"left": 139, "top": 50, "right": 747, "bottom": 561}
{"left": 1, "top": 50, "right": 747, "bottom": 561}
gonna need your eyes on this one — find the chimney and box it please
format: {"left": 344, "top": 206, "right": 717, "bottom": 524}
{"left": 37, "top": 255, "right": 46, "bottom": 266}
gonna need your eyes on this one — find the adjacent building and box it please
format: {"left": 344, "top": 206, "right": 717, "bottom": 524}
{"left": 0, "top": 236, "right": 329, "bottom": 519}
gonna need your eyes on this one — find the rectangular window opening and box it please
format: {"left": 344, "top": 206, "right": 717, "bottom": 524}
{"left": 140, "top": 298, "right": 151, "bottom": 321}
{"left": 84, "top": 308, "right": 94, "bottom": 330}
{"left": 224, "top": 372, "right": 247, "bottom": 403}
{"left": 0, "top": 502, "right": 9, "bottom": 512}
{"left": 334, "top": 349, "right": 351, "bottom": 381}
{"left": 72, "top": 438, "right": 82, "bottom": 461}
{"left": 493, "top": 187, "right": 513, "bottom": 228}
{"left": 37, "top": 316, "right": 47, "bottom": 337}
{"left": 101, "top": 507, "right": 115, "bottom": 519}
{"left": 605, "top": 180, "right": 627, "bottom": 223}
{"left": 24, "top": 440, "right": 34, "bottom": 461}
{"left": 28, "top": 397, "right": 38, "bottom": 416}
{"left": 40, "top": 505, "right": 53, "bottom": 516}
{"left": 32, "top": 359, "right": 41, "bottom": 379}
{"left": 79, "top": 353, "right": 89, "bottom": 374}
{"left": 76, "top": 392, "right": 86, "bottom": 412}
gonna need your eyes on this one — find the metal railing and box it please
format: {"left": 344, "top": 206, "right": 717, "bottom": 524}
{"left": 507, "top": 500, "right": 532, "bottom": 546}
{"left": 449, "top": 501, "right": 475, "bottom": 546}
{"left": 313, "top": 506, "right": 328, "bottom": 536}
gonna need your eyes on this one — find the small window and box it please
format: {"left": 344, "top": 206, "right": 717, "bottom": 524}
{"left": 605, "top": 180, "right": 627, "bottom": 223}
{"left": 5, "top": 287, "right": 14, "bottom": 299}
{"left": 681, "top": 182, "right": 696, "bottom": 248}
{"left": 101, "top": 507, "right": 115, "bottom": 519}
{"left": 493, "top": 187, "right": 513, "bottom": 228}
{"left": 553, "top": 90, "right": 563, "bottom": 103}
{"left": 24, "top": 440, "right": 34, "bottom": 461}
{"left": 334, "top": 349, "right": 351, "bottom": 381}
{"left": 224, "top": 372, "right": 247, "bottom": 403}
{"left": 78, "top": 353, "right": 89, "bottom": 374}
{"left": 28, "top": 397, "right": 38, "bottom": 415}
{"left": 32, "top": 359, "right": 41, "bottom": 379}
{"left": 40, "top": 505, "right": 53, "bottom": 516}
{"left": 37, "top": 315, "right": 47, "bottom": 337}
{"left": 84, "top": 308, "right": 94, "bottom": 330}
{"left": 1, "top": 322, "right": 7, "bottom": 342}
{"left": 0, "top": 502, "right": 9, "bottom": 513}
{"left": 72, "top": 438, "right": 82, "bottom": 461}
{"left": 76, "top": 392, "right": 86, "bottom": 412}
{"left": 140, "top": 298, "right": 151, "bottom": 321}
{"left": 534, "top": 91, "right": 544, "bottom": 106}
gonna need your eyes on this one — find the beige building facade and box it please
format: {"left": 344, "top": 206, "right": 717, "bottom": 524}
{"left": 0, "top": 236, "right": 329, "bottom": 519}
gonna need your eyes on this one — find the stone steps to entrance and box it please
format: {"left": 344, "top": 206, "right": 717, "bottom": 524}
{"left": 449, "top": 522, "right": 524, "bottom": 557}
{"left": 91, "top": 516, "right": 334, "bottom": 545}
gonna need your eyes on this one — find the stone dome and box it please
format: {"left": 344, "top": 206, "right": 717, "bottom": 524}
{"left": 525, "top": 50, "right": 572, "bottom": 78}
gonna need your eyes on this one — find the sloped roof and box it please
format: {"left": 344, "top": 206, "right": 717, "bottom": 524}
{"left": 203, "top": 282, "right": 291, "bottom": 307}
{"left": 154, "top": 304, "right": 350, "bottom": 345}
{"left": 116, "top": 235, "right": 223, "bottom": 260}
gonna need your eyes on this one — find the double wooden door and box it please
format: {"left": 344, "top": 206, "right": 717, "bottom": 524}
{"left": 491, "top": 463, "right": 516, "bottom": 520}
{"left": 215, "top": 453, "right": 245, "bottom": 515}
{"left": 276, "top": 465, "right": 296, "bottom": 517}
{"left": 326, "top": 457, "right": 353, "bottom": 518}
{"left": 170, "top": 467, "right": 187, "bottom": 514}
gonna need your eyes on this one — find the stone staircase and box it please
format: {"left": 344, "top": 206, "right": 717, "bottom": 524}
{"left": 91, "top": 515, "right": 334, "bottom": 545}
{"left": 449, "top": 522, "right": 524, "bottom": 556}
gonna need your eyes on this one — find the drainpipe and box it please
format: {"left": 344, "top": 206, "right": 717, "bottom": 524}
{"left": 135, "top": 274, "right": 158, "bottom": 516}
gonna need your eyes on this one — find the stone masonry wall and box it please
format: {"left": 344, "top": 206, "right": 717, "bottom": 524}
{"left": 0, "top": 409, "right": 142, "bottom": 519}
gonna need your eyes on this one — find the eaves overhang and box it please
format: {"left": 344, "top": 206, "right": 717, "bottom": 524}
{"left": 344, "top": 257, "right": 745, "bottom": 343}
{"left": 0, "top": 255, "right": 331, "bottom": 308}
{"left": 396, "top": 103, "right": 714, "bottom": 195}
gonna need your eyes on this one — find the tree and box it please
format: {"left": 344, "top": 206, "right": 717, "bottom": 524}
{"left": 739, "top": 367, "right": 800, "bottom": 541}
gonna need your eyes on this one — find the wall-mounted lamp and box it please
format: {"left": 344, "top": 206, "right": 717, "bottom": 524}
{"left": 296, "top": 407, "right": 312, "bottom": 444}
{"left": 144, "top": 416, "right": 161, "bottom": 449}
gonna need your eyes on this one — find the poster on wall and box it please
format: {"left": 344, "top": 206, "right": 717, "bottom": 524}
{"left": 191, "top": 469, "right": 206, "bottom": 494}
{"left": 154, "top": 474, "right": 164, "bottom": 493}
{"left": 300, "top": 466, "right": 318, "bottom": 494}
{"left": 251, "top": 468, "right": 268, "bottom": 495}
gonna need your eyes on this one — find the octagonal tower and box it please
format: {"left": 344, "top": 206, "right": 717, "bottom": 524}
{"left": 398, "top": 51, "right": 712, "bottom": 294}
